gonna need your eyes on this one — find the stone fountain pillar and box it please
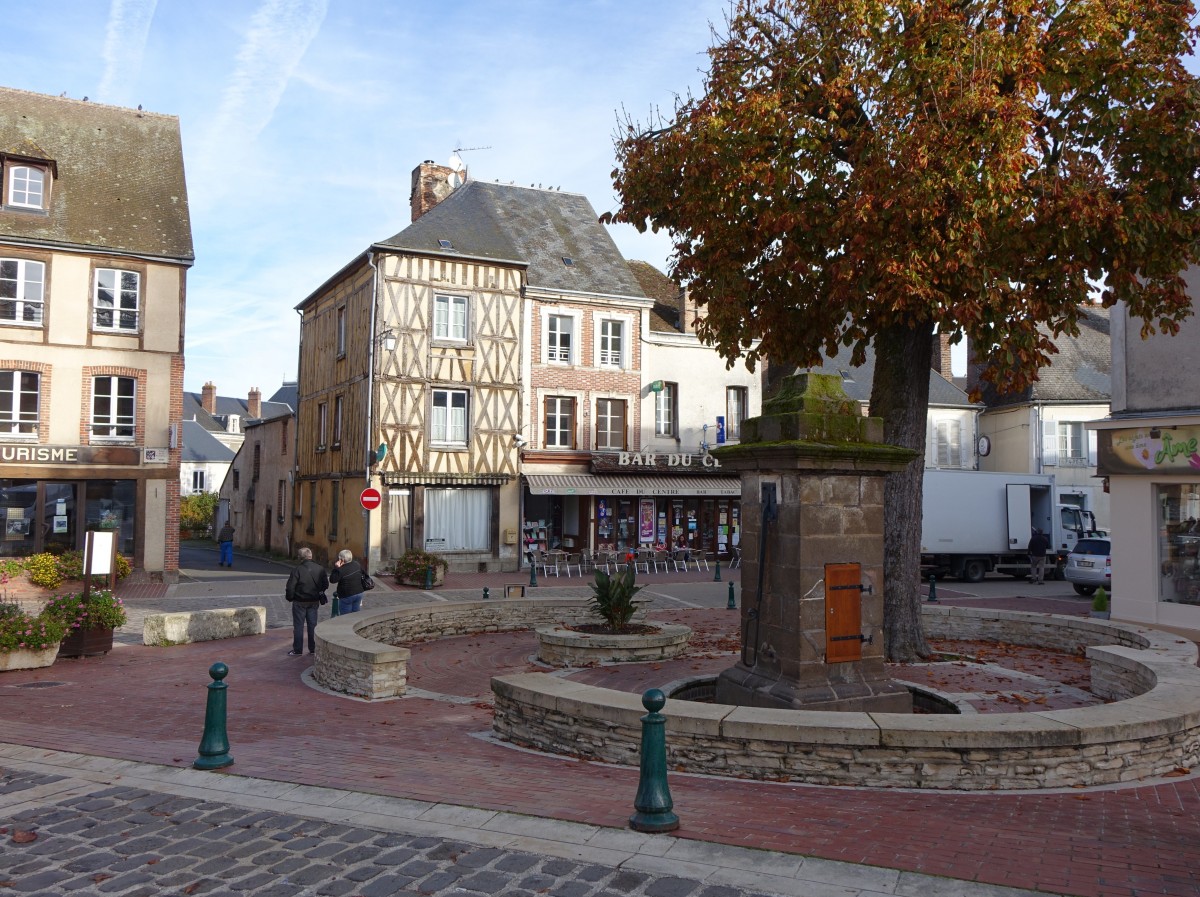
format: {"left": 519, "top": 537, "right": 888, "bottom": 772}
{"left": 713, "top": 373, "right": 916, "bottom": 712}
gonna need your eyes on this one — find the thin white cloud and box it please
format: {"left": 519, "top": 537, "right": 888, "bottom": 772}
{"left": 96, "top": 0, "right": 158, "bottom": 105}
{"left": 205, "top": 0, "right": 328, "bottom": 153}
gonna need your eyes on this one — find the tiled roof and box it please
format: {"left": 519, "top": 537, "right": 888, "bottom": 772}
{"left": 974, "top": 305, "right": 1111, "bottom": 407}
{"left": 628, "top": 260, "right": 682, "bottom": 332}
{"left": 377, "top": 181, "right": 646, "bottom": 300}
{"left": 181, "top": 421, "right": 236, "bottom": 463}
{"left": 0, "top": 88, "right": 193, "bottom": 262}
{"left": 800, "top": 343, "right": 977, "bottom": 408}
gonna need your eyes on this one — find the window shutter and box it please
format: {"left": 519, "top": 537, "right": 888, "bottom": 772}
{"left": 1087, "top": 429, "right": 1098, "bottom": 466}
{"left": 1042, "top": 420, "right": 1059, "bottom": 466}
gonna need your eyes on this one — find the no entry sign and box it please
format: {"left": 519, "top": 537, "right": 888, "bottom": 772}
{"left": 360, "top": 487, "right": 382, "bottom": 511}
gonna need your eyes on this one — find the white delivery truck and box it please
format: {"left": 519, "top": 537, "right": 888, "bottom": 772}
{"left": 920, "top": 469, "right": 1104, "bottom": 582}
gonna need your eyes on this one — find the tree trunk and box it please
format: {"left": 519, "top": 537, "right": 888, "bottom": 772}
{"left": 870, "top": 322, "right": 935, "bottom": 662}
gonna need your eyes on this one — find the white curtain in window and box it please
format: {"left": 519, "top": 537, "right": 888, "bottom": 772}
{"left": 425, "top": 488, "right": 490, "bottom": 550}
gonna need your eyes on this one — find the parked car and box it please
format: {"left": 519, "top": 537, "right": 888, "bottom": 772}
{"left": 1064, "top": 538, "right": 1111, "bottom": 596}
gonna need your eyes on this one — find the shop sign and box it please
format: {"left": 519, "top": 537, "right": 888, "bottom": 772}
{"left": 0, "top": 444, "right": 142, "bottom": 466}
{"left": 1097, "top": 426, "right": 1200, "bottom": 475}
{"left": 592, "top": 451, "right": 723, "bottom": 473}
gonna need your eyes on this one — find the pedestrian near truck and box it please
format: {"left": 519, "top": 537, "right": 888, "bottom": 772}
{"left": 1028, "top": 528, "right": 1050, "bottom": 585}
{"left": 217, "top": 521, "right": 235, "bottom": 567}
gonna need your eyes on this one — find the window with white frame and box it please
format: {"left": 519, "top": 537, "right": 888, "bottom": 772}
{"left": 655, "top": 383, "right": 677, "bottom": 437}
{"left": 934, "top": 419, "right": 963, "bottom": 468}
{"left": 431, "top": 389, "right": 469, "bottom": 446}
{"left": 547, "top": 314, "right": 573, "bottom": 363}
{"left": 0, "top": 371, "right": 39, "bottom": 436}
{"left": 91, "top": 375, "right": 135, "bottom": 440}
{"left": 192, "top": 470, "right": 206, "bottom": 493}
{"left": 596, "top": 398, "right": 626, "bottom": 451}
{"left": 1058, "top": 421, "right": 1087, "bottom": 464}
{"left": 544, "top": 396, "right": 575, "bottom": 448}
{"left": 7, "top": 165, "right": 45, "bottom": 210}
{"left": 598, "top": 319, "right": 624, "bottom": 367}
{"left": 317, "top": 402, "right": 328, "bottom": 449}
{"left": 433, "top": 294, "right": 468, "bottom": 342}
{"left": 93, "top": 269, "right": 140, "bottom": 332}
{"left": 336, "top": 306, "right": 346, "bottom": 356}
{"left": 0, "top": 258, "right": 45, "bottom": 326}
{"left": 726, "top": 386, "right": 748, "bottom": 440}
{"left": 332, "top": 395, "right": 343, "bottom": 448}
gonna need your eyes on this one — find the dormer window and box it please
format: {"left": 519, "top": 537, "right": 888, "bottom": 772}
{"left": 8, "top": 166, "right": 45, "bottom": 209}
{"left": 2, "top": 154, "right": 54, "bottom": 212}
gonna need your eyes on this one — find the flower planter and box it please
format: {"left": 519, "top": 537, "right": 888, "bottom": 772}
{"left": 0, "top": 645, "right": 60, "bottom": 672}
{"left": 58, "top": 626, "right": 115, "bottom": 658}
{"left": 396, "top": 567, "right": 446, "bottom": 589}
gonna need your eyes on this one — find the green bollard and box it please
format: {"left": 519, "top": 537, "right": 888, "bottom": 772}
{"left": 194, "top": 662, "right": 234, "bottom": 770}
{"left": 927, "top": 574, "right": 939, "bottom": 603}
{"left": 629, "top": 689, "right": 679, "bottom": 832}
{"left": 713, "top": 558, "right": 721, "bottom": 582}
{"left": 529, "top": 558, "right": 538, "bottom": 588}
{"left": 727, "top": 581, "right": 736, "bottom": 609}
{"left": 425, "top": 565, "right": 433, "bottom": 589}
{"left": 331, "top": 594, "right": 340, "bottom": 617}
{"left": 483, "top": 586, "right": 490, "bottom": 601}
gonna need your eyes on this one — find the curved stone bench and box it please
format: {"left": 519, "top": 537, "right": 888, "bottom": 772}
{"left": 312, "top": 598, "right": 646, "bottom": 700}
{"left": 491, "top": 606, "right": 1200, "bottom": 790}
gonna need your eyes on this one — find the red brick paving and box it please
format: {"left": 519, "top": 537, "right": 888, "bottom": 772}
{"left": 1, "top": 603, "right": 1198, "bottom": 897}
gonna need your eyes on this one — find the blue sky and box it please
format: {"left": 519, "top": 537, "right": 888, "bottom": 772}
{"left": 2, "top": 0, "right": 728, "bottom": 399}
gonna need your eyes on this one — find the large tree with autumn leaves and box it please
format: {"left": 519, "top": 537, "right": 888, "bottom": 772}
{"left": 611, "top": 0, "right": 1200, "bottom": 660}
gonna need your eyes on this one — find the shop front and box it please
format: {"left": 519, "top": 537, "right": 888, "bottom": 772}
{"left": 0, "top": 444, "right": 166, "bottom": 567}
{"left": 522, "top": 452, "right": 741, "bottom": 564}
{"left": 1093, "top": 421, "right": 1200, "bottom": 625}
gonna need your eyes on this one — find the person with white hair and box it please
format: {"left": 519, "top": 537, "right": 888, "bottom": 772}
{"left": 285, "top": 546, "right": 328, "bottom": 655}
{"left": 330, "top": 548, "right": 367, "bottom": 613}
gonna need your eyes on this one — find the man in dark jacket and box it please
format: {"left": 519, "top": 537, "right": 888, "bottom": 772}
{"left": 1027, "top": 528, "right": 1051, "bottom": 585}
{"left": 286, "top": 547, "right": 328, "bottom": 656}
{"left": 330, "top": 549, "right": 366, "bottom": 614}
{"left": 217, "top": 522, "right": 235, "bottom": 567}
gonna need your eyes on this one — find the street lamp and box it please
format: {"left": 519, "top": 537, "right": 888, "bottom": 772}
{"left": 379, "top": 327, "right": 397, "bottom": 352}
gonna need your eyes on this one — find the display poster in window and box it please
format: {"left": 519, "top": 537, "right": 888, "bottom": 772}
{"left": 53, "top": 516, "right": 68, "bottom": 534}
{"left": 658, "top": 511, "right": 667, "bottom": 545}
{"left": 639, "top": 499, "right": 655, "bottom": 542}
{"left": 598, "top": 500, "right": 608, "bottom": 519}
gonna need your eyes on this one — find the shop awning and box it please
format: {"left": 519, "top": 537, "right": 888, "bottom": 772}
{"left": 524, "top": 473, "right": 741, "bottom": 497}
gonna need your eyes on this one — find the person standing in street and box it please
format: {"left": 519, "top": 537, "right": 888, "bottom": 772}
{"left": 1027, "top": 528, "right": 1050, "bottom": 585}
{"left": 331, "top": 549, "right": 366, "bottom": 614}
{"left": 285, "top": 547, "right": 328, "bottom": 656}
{"left": 217, "top": 521, "right": 236, "bottom": 568}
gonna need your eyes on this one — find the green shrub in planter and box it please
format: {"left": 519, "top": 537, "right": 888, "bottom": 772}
{"left": 394, "top": 550, "right": 449, "bottom": 584}
{"left": 1092, "top": 586, "right": 1109, "bottom": 613}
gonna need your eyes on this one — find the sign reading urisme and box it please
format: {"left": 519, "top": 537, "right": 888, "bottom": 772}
{"left": 0, "top": 444, "right": 142, "bottom": 465}
{"left": 1097, "top": 426, "right": 1200, "bottom": 476}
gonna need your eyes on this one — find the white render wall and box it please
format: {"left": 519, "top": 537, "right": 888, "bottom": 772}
{"left": 639, "top": 333, "right": 760, "bottom": 454}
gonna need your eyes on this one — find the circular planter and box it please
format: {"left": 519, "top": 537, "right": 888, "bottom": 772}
{"left": 535, "top": 623, "right": 692, "bottom": 667}
{"left": 0, "top": 645, "right": 60, "bottom": 672}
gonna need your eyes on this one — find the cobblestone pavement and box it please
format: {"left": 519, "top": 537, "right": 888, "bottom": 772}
{"left": 0, "top": 754, "right": 1042, "bottom": 897}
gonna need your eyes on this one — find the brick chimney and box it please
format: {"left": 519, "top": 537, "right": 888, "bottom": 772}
{"left": 201, "top": 382, "right": 217, "bottom": 415}
{"left": 931, "top": 332, "right": 954, "bottom": 377}
{"left": 248, "top": 387, "right": 262, "bottom": 420}
{"left": 678, "top": 286, "right": 701, "bottom": 335}
{"left": 410, "top": 160, "right": 462, "bottom": 222}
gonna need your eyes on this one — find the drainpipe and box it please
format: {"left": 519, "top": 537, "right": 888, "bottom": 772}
{"left": 364, "top": 252, "right": 380, "bottom": 569}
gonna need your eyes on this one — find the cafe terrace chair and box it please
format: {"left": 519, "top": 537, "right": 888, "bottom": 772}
{"left": 652, "top": 550, "right": 670, "bottom": 573}
{"left": 539, "top": 551, "right": 560, "bottom": 577}
{"left": 562, "top": 553, "right": 583, "bottom": 577}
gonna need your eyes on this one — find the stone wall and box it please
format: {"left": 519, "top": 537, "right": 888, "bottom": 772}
{"left": 312, "top": 598, "right": 644, "bottom": 700}
{"left": 492, "top": 607, "right": 1200, "bottom": 790}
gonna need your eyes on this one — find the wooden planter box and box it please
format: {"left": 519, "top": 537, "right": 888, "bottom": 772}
{"left": 58, "top": 626, "right": 114, "bottom": 658}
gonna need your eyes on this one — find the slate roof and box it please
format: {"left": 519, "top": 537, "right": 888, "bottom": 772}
{"left": 182, "top": 388, "right": 294, "bottom": 432}
{"left": 181, "top": 421, "right": 236, "bottom": 464}
{"left": 628, "top": 260, "right": 682, "bottom": 333}
{"left": 800, "top": 343, "right": 977, "bottom": 408}
{"left": 973, "top": 305, "right": 1111, "bottom": 407}
{"left": 0, "top": 88, "right": 193, "bottom": 262}
{"left": 377, "top": 180, "right": 646, "bottom": 300}
{"left": 268, "top": 383, "right": 298, "bottom": 413}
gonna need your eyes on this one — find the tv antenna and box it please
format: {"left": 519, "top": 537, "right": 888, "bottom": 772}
{"left": 453, "top": 145, "right": 492, "bottom": 154}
